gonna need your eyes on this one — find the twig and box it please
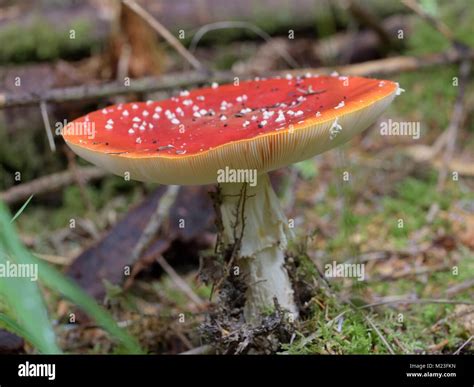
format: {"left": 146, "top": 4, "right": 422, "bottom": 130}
{"left": 445, "top": 278, "right": 474, "bottom": 298}
{"left": 364, "top": 313, "right": 395, "bottom": 354}
{"left": 360, "top": 298, "right": 474, "bottom": 309}
{"left": 128, "top": 185, "right": 180, "bottom": 267}
{"left": 188, "top": 21, "right": 300, "bottom": 69}
{"left": 401, "top": 0, "right": 455, "bottom": 42}
{"left": 179, "top": 344, "right": 215, "bottom": 355}
{"left": 401, "top": 0, "right": 471, "bottom": 192}
{"left": 0, "top": 70, "right": 232, "bottom": 108}
{"left": 122, "top": 0, "right": 205, "bottom": 72}
{"left": 427, "top": 338, "right": 450, "bottom": 352}
{"left": 1, "top": 49, "right": 472, "bottom": 109}
{"left": 375, "top": 264, "right": 451, "bottom": 281}
{"left": 453, "top": 335, "right": 473, "bottom": 355}
{"left": 0, "top": 167, "right": 106, "bottom": 205}
{"left": 436, "top": 58, "right": 471, "bottom": 191}
{"left": 290, "top": 47, "right": 474, "bottom": 77}
{"left": 39, "top": 101, "right": 56, "bottom": 152}
{"left": 383, "top": 326, "right": 409, "bottom": 354}
{"left": 156, "top": 255, "right": 205, "bottom": 308}
{"left": 431, "top": 306, "right": 474, "bottom": 331}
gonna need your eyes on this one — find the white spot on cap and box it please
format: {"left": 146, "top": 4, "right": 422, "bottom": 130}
{"left": 294, "top": 110, "right": 304, "bottom": 117}
{"left": 153, "top": 113, "right": 160, "bottom": 120}
{"left": 128, "top": 128, "right": 135, "bottom": 134}
{"left": 136, "top": 137, "right": 142, "bottom": 144}
{"left": 180, "top": 90, "right": 190, "bottom": 97}
{"left": 275, "top": 111, "right": 285, "bottom": 123}
{"left": 395, "top": 82, "right": 405, "bottom": 95}
{"left": 171, "top": 118, "right": 180, "bottom": 125}
{"left": 211, "top": 82, "right": 218, "bottom": 89}
{"left": 132, "top": 117, "right": 141, "bottom": 123}
{"left": 132, "top": 104, "right": 139, "bottom": 109}
{"left": 122, "top": 110, "right": 129, "bottom": 117}
{"left": 142, "top": 110, "right": 149, "bottom": 117}
{"left": 334, "top": 101, "right": 345, "bottom": 110}
{"left": 243, "top": 120, "right": 250, "bottom": 128}
{"left": 329, "top": 117, "right": 342, "bottom": 140}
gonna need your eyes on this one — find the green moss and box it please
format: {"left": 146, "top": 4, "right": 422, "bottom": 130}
{"left": 0, "top": 18, "right": 100, "bottom": 64}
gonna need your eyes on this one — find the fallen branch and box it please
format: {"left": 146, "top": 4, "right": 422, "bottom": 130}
{"left": 290, "top": 47, "right": 474, "bottom": 77}
{"left": 1, "top": 49, "right": 472, "bottom": 109}
{"left": 0, "top": 167, "right": 106, "bottom": 205}
{"left": 0, "top": 70, "right": 233, "bottom": 109}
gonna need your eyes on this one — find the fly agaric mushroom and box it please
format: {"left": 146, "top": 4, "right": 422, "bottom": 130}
{"left": 62, "top": 74, "right": 401, "bottom": 323}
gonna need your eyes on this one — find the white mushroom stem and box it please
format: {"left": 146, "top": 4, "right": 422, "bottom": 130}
{"left": 219, "top": 173, "right": 298, "bottom": 323}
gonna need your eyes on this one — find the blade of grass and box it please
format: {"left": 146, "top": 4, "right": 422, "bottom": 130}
{"left": 0, "top": 249, "right": 60, "bottom": 353}
{"left": 0, "top": 312, "right": 38, "bottom": 347}
{"left": 0, "top": 201, "right": 143, "bottom": 354}
{"left": 10, "top": 194, "right": 33, "bottom": 223}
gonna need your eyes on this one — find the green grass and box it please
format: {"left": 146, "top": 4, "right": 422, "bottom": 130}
{"left": 0, "top": 200, "right": 143, "bottom": 354}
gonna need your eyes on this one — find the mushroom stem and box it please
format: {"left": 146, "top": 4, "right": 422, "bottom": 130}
{"left": 219, "top": 173, "right": 298, "bottom": 323}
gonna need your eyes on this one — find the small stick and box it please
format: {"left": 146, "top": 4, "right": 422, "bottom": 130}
{"left": 1, "top": 49, "right": 472, "bottom": 109}
{"left": 0, "top": 167, "right": 106, "bottom": 205}
{"left": 364, "top": 314, "right": 395, "bottom": 354}
{"left": 445, "top": 278, "right": 474, "bottom": 298}
{"left": 129, "top": 185, "right": 180, "bottom": 267}
{"left": 180, "top": 344, "right": 215, "bottom": 355}
{"left": 401, "top": 0, "right": 455, "bottom": 42}
{"left": 156, "top": 254, "right": 205, "bottom": 308}
{"left": 39, "top": 101, "right": 56, "bottom": 152}
{"left": 122, "top": 0, "right": 205, "bottom": 72}
{"left": 360, "top": 298, "right": 474, "bottom": 309}
{"left": 453, "top": 335, "right": 473, "bottom": 355}
{"left": 188, "top": 21, "right": 299, "bottom": 69}
{"left": 436, "top": 59, "right": 471, "bottom": 191}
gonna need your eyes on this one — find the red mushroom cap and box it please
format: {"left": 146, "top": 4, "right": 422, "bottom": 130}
{"left": 63, "top": 74, "right": 400, "bottom": 185}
